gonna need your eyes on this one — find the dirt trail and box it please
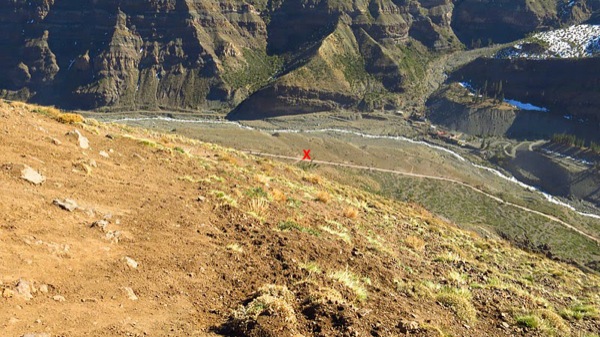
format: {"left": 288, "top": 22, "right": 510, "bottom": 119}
{"left": 246, "top": 150, "right": 600, "bottom": 245}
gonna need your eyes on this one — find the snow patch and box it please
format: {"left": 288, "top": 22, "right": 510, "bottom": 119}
{"left": 496, "top": 24, "right": 600, "bottom": 59}
{"left": 504, "top": 99, "right": 548, "bottom": 112}
{"left": 458, "top": 82, "right": 482, "bottom": 97}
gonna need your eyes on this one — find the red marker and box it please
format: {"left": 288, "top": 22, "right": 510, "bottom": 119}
{"left": 302, "top": 149, "right": 311, "bottom": 161}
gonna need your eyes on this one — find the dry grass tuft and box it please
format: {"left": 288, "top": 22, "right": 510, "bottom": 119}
{"left": 254, "top": 174, "right": 270, "bottom": 185}
{"left": 404, "top": 236, "right": 426, "bottom": 251}
{"left": 343, "top": 206, "right": 359, "bottom": 219}
{"left": 233, "top": 285, "right": 296, "bottom": 322}
{"left": 516, "top": 314, "right": 542, "bottom": 329}
{"left": 56, "top": 113, "right": 85, "bottom": 124}
{"left": 435, "top": 287, "right": 477, "bottom": 324}
{"left": 271, "top": 189, "right": 287, "bottom": 202}
{"left": 247, "top": 198, "right": 269, "bottom": 221}
{"left": 516, "top": 309, "right": 570, "bottom": 335}
{"left": 329, "top": 268, "right": 368, "bottom": 301}
{"left": 537, "top": 309, "right": 570, "bottom": 335}
{"left": 315, "top": 191, "right": 331, "bottom": 203}
{"left": 303, "top": 174, "right": 322, "bottom": 185}
{"left": 218, "top": 152, "right": 238, "bottom": 165}
{"left": 31, "top": 105, "right": 84, "bottom": 124}
{"left": 260, "top": 161, "right": 274, "bottom": 174}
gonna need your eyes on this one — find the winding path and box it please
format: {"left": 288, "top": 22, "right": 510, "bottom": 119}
{"left": 245, "top": 150, "right": 600, "bottom": 245}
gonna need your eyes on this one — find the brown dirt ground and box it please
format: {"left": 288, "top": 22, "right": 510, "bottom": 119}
{"left": 0, "top": 101, "right": 599, "bottom": 337}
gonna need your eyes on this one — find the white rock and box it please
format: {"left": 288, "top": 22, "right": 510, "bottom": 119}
{"left": 52, "top": 295, "right": 66, "bottom": 302}
{"left": 123, "top": 287, "right": 138, "bottom": 301}
{"left": 124, "top": 257, "right": 138, "bottom": 269}
{"left": 15, "top": 279, "right": 33, "bottom": 300}
{"left": 77, "top": 131, "right": 89, "bottom": 149}
{"left": 99, "top": 151, "right": 109, "bottom": 158}
{"left": 39, "top": 284, "right": 48, "bottom": 294}
{"left": 3, "top": 288, "right": 15, "bottom": 298}
{"left": 90, "top": 220, "right": 109, "bottom": 231}
{"left": 21, "top": 166, "right": 45, "bottom": 185}
{"left": 53, "top": 199, "right": 78, "bottom": 212}
{"left": 105, "top": 230, "right": 121, "bottom": 241}
{"left": 21, "top": 333, "right": 51, "bottom": 337}
{"left": 67, "top": 130, "right": 89, "bottom": 149}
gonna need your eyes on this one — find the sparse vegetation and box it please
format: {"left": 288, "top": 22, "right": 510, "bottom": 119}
{"left": 435, "top": 287, "right": 477, "bottom": 323}
{"left": 560, "top": 303, "right": 599, "bottom": 320}
{"left": 434, "top": 251, "right": 462, "bottom": 263}
{"left": 173, "top": 146, "right": 187, "bottom": 154}
{"left": 537, "top": 309, "right": 570, "bottom": 335}
{"left": 211, "top": 190, "right": 238, "bottom": 207}
{"left": 368, "top": 172, "right": 600, "bottom": 269}
{"left": 245, "top": 187, "right": 269, "bottom": 199}
{"left": 517, "top": 314, "right": 542, "bottom": 329}
{"left": 329, "top": 268, "right": 368, "bottom": 301}
{"left": 404, "top": 235, "right": 426, "bottom": 251}
{"left": 278, "top": 220, "right": 320, "bottom": 237}
{"left": 552, "top": 133, "right": 586, "bottom": 149}
{"left": 123, "top": 135, "right": 160, "bottom": 148}
{"left": 217, "top": 152, "right": 238, "bottom": 165}
{"left": 31, "top": 105, "right": 84, "bottom": 124}
{"left": 221, "top": 48, "right": 283, "bottom": 92}
{"left": 319, "top": 225, "right": 351, "bottom": 244}
{"left": 516, "top": 309, "right": 571, "bottom": 334}
{"left": 298, "top": 261, "right": 321, "bottom": 274}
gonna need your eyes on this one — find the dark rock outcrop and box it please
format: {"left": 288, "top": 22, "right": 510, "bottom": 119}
{"left": 451, "top": 0, "right": 600, "bottom": 45}
{"left": 452, "top": 57, "right": 600, "bottom": 127}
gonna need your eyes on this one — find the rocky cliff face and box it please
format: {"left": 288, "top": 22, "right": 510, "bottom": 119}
{"left": 0, "top": 0, "right": 269, "bottom": 110}
{"left": 451, "top": 0, "right": 599, "bottom": 45}
{"left": 0, "top": 0, "right": 595, "bottom": 117}
{"left": 452, "top": 57, "right": 600, "bottom": 129}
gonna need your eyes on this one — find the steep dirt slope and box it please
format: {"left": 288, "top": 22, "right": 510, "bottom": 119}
{"left": 1, "top": 100, "right": 600, "bottom": 336}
